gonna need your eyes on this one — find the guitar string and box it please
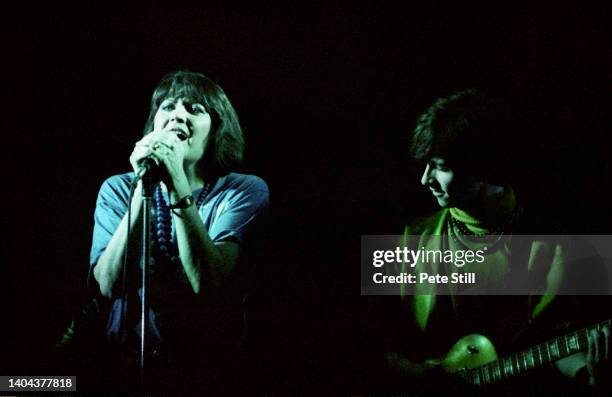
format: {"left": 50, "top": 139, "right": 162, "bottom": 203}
{"left": 466, "top": 318, "right": 610, "bottom": 385}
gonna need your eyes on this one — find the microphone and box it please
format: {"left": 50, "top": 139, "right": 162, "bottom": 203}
{"left": 134, "top": 157, "right": 159, "bottom": 181}
{"left": 134, "top": 132, "right": 186, "bottom": 182}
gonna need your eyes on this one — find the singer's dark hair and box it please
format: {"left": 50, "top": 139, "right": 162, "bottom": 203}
{"left": 143, "top": 70, "right": 244, "bottom": 175}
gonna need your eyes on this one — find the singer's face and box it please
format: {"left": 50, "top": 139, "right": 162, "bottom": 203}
{"left": 153, "top": 96, "right": 212, "bottom": 164}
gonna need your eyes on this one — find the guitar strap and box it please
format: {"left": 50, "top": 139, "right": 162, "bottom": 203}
{"left": 506, "top": 213, "right": 558, "bottom": 347}
{"left": 506, "top": 234, "right": 537, "bottom": 347}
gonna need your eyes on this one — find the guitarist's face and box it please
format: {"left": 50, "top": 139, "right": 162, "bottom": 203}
{"left": 421, "top": 157, "right": 481, "bottom": 208}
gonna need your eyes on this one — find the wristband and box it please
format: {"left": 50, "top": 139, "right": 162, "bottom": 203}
{"left": 169, "top": 194, "right": 194, "bottom": 209}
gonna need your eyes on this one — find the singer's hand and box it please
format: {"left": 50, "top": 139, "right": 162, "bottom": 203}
{"left": 131, "top": 129, "right": 188, "bottom": 187}
{"left": 130, "top": 132, "right": 160, "bottom": 174}
{"left": 151, "top": 129, "right": 188, "bottom": 187}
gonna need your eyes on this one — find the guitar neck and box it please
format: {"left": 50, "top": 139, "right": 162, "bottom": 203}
{"left": 465, "top": 319, "right": 611, "bottom": 386}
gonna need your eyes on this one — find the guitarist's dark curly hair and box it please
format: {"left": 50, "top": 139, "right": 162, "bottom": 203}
{"left": 412, "top": 89, "right": 520, "bottom": 186}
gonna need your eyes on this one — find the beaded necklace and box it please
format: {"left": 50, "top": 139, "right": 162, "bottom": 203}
{"left": 152, "top": 181, "right": 214, "bottom": 266}
{"left": 448, "top": 206, "right": 522, "bottom": 252}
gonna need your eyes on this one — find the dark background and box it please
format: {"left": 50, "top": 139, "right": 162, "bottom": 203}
{"left": 5, "top": 2, "right": 611, "bottom": 393}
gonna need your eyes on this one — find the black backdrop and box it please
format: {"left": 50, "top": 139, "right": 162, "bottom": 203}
{"left": 5, "top": 2, "right": 611, "bottom": 393}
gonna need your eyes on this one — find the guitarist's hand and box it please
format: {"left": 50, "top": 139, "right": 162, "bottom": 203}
{"left": 422, "top": 359, "right": 466, "bottom": 394}
{"left": 586, "top": 325, "right": 610, "bottom": 388}
{"left": 384, "top": 352, "right": 465, "bottom": 393}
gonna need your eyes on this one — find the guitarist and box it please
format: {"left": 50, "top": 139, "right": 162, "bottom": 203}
{"left": 375, "top": 90, "right": 610, "bottom": 394}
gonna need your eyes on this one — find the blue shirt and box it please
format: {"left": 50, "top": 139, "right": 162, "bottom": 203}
{"left": 89, "top": 172, "right": 269, "bottom": 350}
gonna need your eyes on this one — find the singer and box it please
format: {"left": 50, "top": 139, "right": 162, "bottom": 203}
{"left": 88, "top": 70, "right": 269, "bottom": 393}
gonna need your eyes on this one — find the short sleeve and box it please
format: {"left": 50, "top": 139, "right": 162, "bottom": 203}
{"left": 89, "top": 174, "right": 133, "bottom": 283}
{"left": 207, "top": 175, "right": 270, "bottom": 244}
